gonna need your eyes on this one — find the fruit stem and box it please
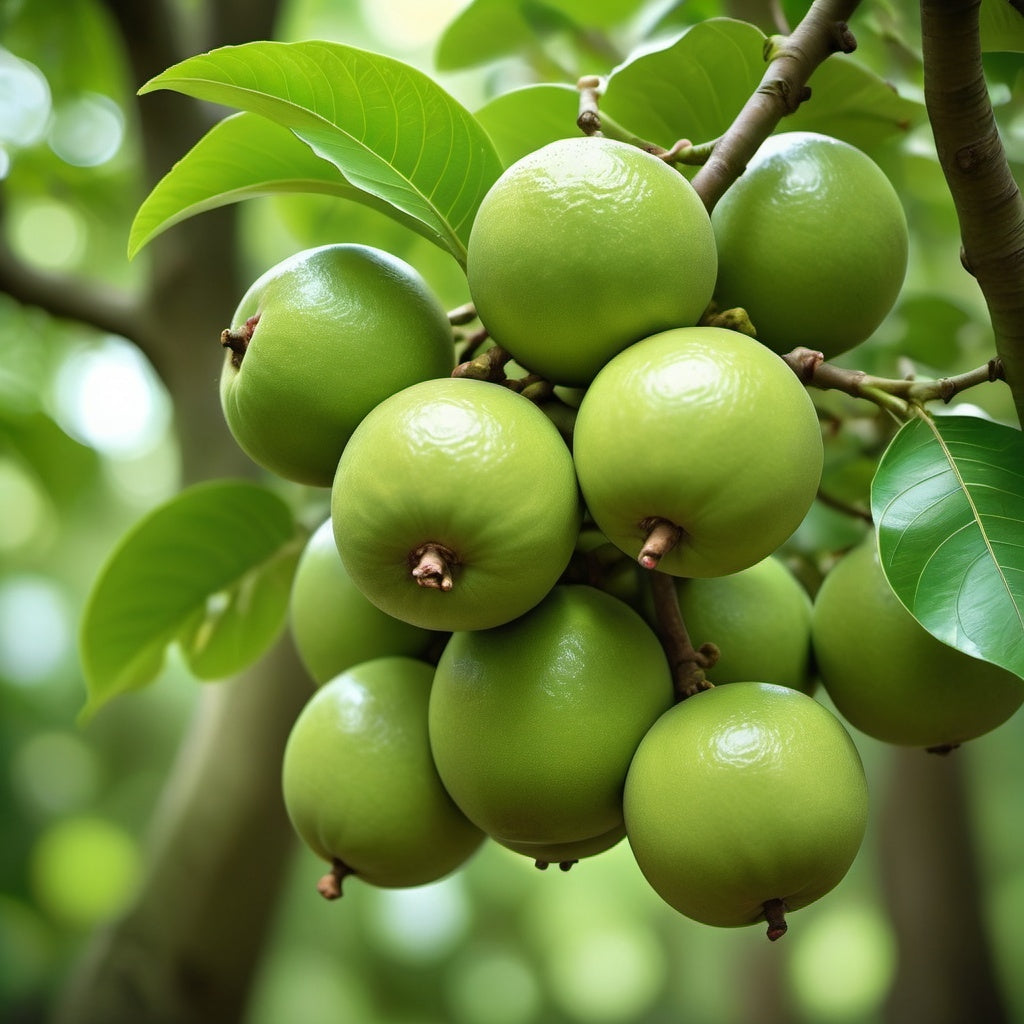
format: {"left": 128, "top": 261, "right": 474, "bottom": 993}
{"left": 452, "top": 344, "right": 511, "bottom": 383}
{"left": 316, "top": 858, "right": 354, "bottom": 901}
{"left": 647, "top": 570, "right": 718, "bottom": 701}
{"left": 219, "top": 313, "right": 260, "bottom": 369}
{"left": 638, "top": 517, "right": 683, "bottom": 570}
{"left": 763, "top": 898, "right": 788, "bottom": 940}
{"left": 410, "top": 542, "right": 459, "bottom": 591}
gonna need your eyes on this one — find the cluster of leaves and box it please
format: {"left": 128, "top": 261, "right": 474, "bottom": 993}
{"left": 80, "top": 1, "right": 1024, "bottom": 721}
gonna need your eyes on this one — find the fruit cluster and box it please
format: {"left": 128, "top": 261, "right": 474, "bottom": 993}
{"left": 220, "top": 132, "right": 1020, "bottom": 940}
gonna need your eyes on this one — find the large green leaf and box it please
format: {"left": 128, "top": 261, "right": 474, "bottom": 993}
{"left": 981, "top": 0, "right": 1024, "bottom": 52}
{"left": 79, "top": 480, "right": 306, "bottom": 720}
{"left": 870, "top": 414, "right": 1024, "bottom": 681}
{"left": 601, "top": 19, "right": 922, "bottom": 153}
{"left": 474, "top": 84, "right": 580, "bottom": 167}
{"left": 129, "top": 112, "right": 445, "bottom": 258}
{"left": 138, "top": 41, "right": 504, "bottom": 265}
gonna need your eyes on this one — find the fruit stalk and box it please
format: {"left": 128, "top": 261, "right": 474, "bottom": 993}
{"left": 316, "top": 858, "right": 354, "bottom": 900}
{"left": 647, "top": 569, "right": 718, "bottom": 700}
{"left": 763, "top": 897, "right": 788, "bottom": 941}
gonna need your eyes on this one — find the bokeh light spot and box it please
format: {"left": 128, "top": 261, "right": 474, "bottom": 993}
{"left": 10, "top": 199, "right": 86, "bottom": 270}
{"left": 0, "top": 48, "right": 50, "bottom": 147}
{"left": 0, "top": 575, "right": 71, "bottom": 685}
{"left": 368, "top": 873, "right": 470, "bottom": 962}
{"left": 11, "top": 732, "right": 101, "bottom": 817}
{"left": 49, "top": 93, "right": 124, "bottom": 167}
{"left": 448, "top": 947, "right": 541, "bottom": 1024}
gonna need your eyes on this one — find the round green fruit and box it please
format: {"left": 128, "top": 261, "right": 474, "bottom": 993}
{"left": 219, "top": 244, "right": 453, "bottom": 486}
{"left": 572, "top": 326, "right": 823, "bottom": 578}
{"left": 281, "top": 656, "right": 484, "bottom": 894}
{"left": 467, "top": 136, "right": 717, "bottom": 386}
{"left": 289, "top": 518, "right": 434, "bottom": 685}
{"left": 624, "top": 682, "right": 868, "bottom": 938}
{"left": 332, "top": 377, "right": 582, "bottom": 632}
{"left": 496, "top": 823, "right": 627, "bottom": 871}
{"left": 811, "top": 537, "right": 1024, "bottom": 750}
{"left": 674, "top": 556, "right": 815, "bottom": 693}
{"left": 711, "top": 132, "right": 908, "bottom": 359}
{"left": 428, "top": 585, "right": 673, "bottom": 848}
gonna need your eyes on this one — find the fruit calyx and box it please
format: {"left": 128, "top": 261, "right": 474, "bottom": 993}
{"left": 534, "top": 859, "right": 578, "bottom": 872}
{"left": 639, "top": 517, "right": 684, "bottom": 570}
{"left": 219, "top": 313, "right": 261, "bottom": 369}
{"left": 316, "top": 857, "right": 354, "bottom": 901}
{"left": 763, "top": 897, "right": 789, "bottom": 941}
{"left": 410, "top": 542, "right": 460, "bottom": 591}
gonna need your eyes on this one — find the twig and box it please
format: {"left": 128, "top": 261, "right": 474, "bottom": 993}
{"left": 646, "top": 570, "right": 718, "bottom": 701}
{"left": 920, "top": 0, "right": 1024, "bottom": 427}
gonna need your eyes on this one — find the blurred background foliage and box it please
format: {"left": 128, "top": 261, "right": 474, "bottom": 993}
{"left": 0, "top": 0, "right": 1023, "bottom": 1022}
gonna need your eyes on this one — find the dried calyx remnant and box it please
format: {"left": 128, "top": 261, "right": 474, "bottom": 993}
{"left": 763, "top": 897, "right": 788, "bottom": 941}
{"left": 317, "top": 858, "right": 354, "bottom": 900}
{"left": 220, "top": 314, "right": 261, "bottom": 369}
{"left": 638, "top": 517, "right": 683, "bottom": 569}
{"left": 410, "top": 542, "right": 459, "bottom": 591}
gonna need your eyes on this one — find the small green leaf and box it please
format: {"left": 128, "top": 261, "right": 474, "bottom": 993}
{"left": 474, "top": 84, "right": 580, "bottom": 167}
{"left": 79, "top": 480, "right": 306, "bottom": 720}
{"left": 138, "top": 41, "right": 504, "bottom": 265}
{"left": 981, "top": 0, "right": 1024, "bottom": 52}
{"left": 871, "top": 414, "right": 1024, "bottom": 681}
{"left": 129, "top": 112, "right": 442, "bottom": 258}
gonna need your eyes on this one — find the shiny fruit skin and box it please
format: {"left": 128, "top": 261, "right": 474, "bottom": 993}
{"left": 428, "top": 585, "right": 674, "bottom": 847}
{"left": 572, "top": 326, "right": 823, "bottom": 578}
{"left": 811, "top": 537, "right": 1024, "bottom": 749}
{"left": 711, "top": 132, "right": 908, "bottom": 359}
{"left": 675, "top": 556, "right": 815, "bottom": 693}
{"left": 624, "top": 682, "right": 868, "bottom": 929}
{"left": 220, "top": 244, "right": 453, "bottom": 486}
{"left": 281, "top": 656, "right": 484, "bottom": 888}
{"left": 289, "top": 518, "right": 434, "bottom": 685}
{"left": 332, "top": 377, "right": 582, "bottom": 632}
{"left": 467, "top": 136, "right": 717, "bottom": 386}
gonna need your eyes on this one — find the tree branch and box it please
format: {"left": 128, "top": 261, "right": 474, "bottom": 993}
{"left": 690, "top": 0, "right": 862, "bottom": 211}
{"left": 920, "top": 0, "right": 1024, "bottom": 427}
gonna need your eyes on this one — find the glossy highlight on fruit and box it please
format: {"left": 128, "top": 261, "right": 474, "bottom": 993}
{"left": 219, "top": 244, "right": 454, "bottom": 486}
{"left": 467, "top": 136, "right": 718, "bottom": 386}
{"left": 281, "top": 656, "right": 484, "bottom": 893}
{"left": 428, "top": 585, "right": 673, "bottom": 848}
{"left": 811, "top": 537, "right": 1024, "bottom": 750}
{"left": 572, "top": 326, "right": 823, "bottom": 578}
{"left": 624, "top": 682, "right": 868, "bottom": 936}
{"left": 289, "top": 518, "right": 434, "bottom": 685}
{"left": 332, "top": 376, "right": 582, "bottom": 632}
{"left": 712, "top": 132, "right": 908, "bottom": 359}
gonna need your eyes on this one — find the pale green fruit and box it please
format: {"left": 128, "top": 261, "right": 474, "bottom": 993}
{"left": 332, "top": 377, "right": 582, "bottom": 632}
{"left": 496, "top": 824, "right": 627, "bottom": 871}
{"left": 220, "top": 244, "right": 454, "bottom": 486}
{"left": 467, "top": 136, "right": 718, "bottom": 386}
{"left": 281, "top": 656, "right": 484, "bottom": 894}
{"left": 572, "top": 326, "right": 823, "bottom": 578}
{"left": 289, "top": 519, "right": 434, "bottom": 685}
{"left": 712, "top": 132, "right": 908, "bottom": 359}
{"left": 811, "top": 537, "right": 1024, "bottom": 750}
{"left": 674, "top": 556, "right": 815, "bottom": 693}
{"left": 428, "top": 585, "right": 674, "bottom": 848}
{"left": 624, "top": 682, "right": 868, "bottom": 937}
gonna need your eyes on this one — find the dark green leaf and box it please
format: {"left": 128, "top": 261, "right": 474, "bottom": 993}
{"left": 436, "top": 0, "right": 570, "bottom": 71}
{"left": 79, "top": 480, "right": 306, "bottom": 720}
{"left": 871, "top": 415, "right": 1024, "bottom": 680}
{"left": 474, "top": 84, "right": 580, "bottom": 167}
{"left": 138, "top": 41, "right": 504, "bottom": 265}
{"left": 129, "top": 112, "right": 446, "bottom": 258}
{"left": 981, "top": 0, "right": 1024, "bottom": 52}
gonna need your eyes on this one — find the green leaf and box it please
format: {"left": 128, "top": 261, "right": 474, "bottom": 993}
{"left": 138, "top": 41, "right": 504, "bottom": 265}
{"left": 79, "top": 480, "right": 306, "bottom": 720}
{"left": 129, "top": 112, "right": 446, "bottom": 258}
{"left": 474, "top": 84, "right": 580, "bottom": 167}
{"left": 981, "top": 0, "right": 1024, "bottom": 52}
{"left": 870, "top": 415, "right": 1024, "bottom": 681}
{"left": 601, "top": 19, "right": 921, "bottom": 153}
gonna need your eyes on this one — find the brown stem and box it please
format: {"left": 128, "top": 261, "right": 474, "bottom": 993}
{"left": 763, "top": 897, "right": 789, "bottom": 941}
{"left": 316, "top": 858, "right": 354, "bottom": 901}
{"left": 452, "top": 344, "right": 511, "bottom": 382}
{"left": 691, "top": 0, "right": 864, "bottom": 211}
{"left": 447, "top": 301, "right": 477, "bottom": 326}
{"left": 647, "top": 570, "right": 717, "bottom": 700}
{"left": 638, "top": 517, "right": 684, "bottom": 569}
{"left": 410, "top": 542, "right": 458, "bottom": 591}
{"left": 921, "top": 0, "right": 1024, "bottom": 427}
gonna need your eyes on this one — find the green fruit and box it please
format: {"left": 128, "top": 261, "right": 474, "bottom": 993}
{"left": 674, "top": 556, "right": 815, "bottom": 693}
{"left": 332, "top": 377, "right": 582, "bottom": 632}
{"left": 289, "top": 518, "right": 434, "bottom": 685}
{"left": 281, "top": 656, "right": 484, "bottom": 894}
{"left": 572, "top": 326, "right": 823, "bottom": 578}
{"left": 467, "top": 136, "right": 717, "bottom": 386}
{"left": 219, "top": 244, "right": 453, "bottom": 486}
{"left": 811, "top": 537, "right": 1024, "bottom": 750}
{"left": 624, "top": 682, "right": 868, "bottom": 937}
{"left": 497, "top": 823, "right": 627, "bottom": 870}
{"left": 711, "top": 132, "right": 908, "bottom": 360}
{"left": 428, "top": 585, "right": 673, "bottom": 848}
